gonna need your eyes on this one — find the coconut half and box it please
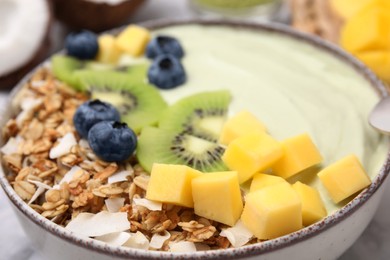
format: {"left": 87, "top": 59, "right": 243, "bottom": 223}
{"left": 0, "top": 0, "right": 52, "bottom": 89}
{"left": 52, "top": 0, "right": 146, "bottom": 32}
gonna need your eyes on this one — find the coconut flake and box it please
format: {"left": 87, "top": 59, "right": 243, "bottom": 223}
{"left": 133, "top": 198, "right": 162, "bottom": 211}
{"left": 27, "top": 179, "right": 52, "bottom": 204}
{"left": 20, "top": 97, "right": 43, "bottom": 111}
{"left": 1, "top": 136, "right": 22, "bottom": 155}
{"left": 95, "top": 232, "right": 131, "bottom": 246}
{"left": 123, "top": 231, "right": 150, "bottom": 250}
{"left": 49, "top": 132, "right": 77, "bottom": 159}
{"left": 220, "top": 220, "right": 253, "bottom": 248}
{"left": 149, "top": 230, "right": 171, "bottom": 249}
{"left": 169, "top": 241, "right": 197, "bottom": 252}
{"left": 118, "top": 54, "right": 149, "bottom": 67}
{"left": 108, "top": 170, "right": 133, "bottom": 184}
{"left": 53, "top": 166, "right": 83, "bottom": 189}
{"left": 78, "top": 139, "right": 90, "bottom": 148}
{"left": 66, "top": 211, "right": 130, "bottom": 237}
{"left": 105, "top": 198, "right": 125, "bottom": 213}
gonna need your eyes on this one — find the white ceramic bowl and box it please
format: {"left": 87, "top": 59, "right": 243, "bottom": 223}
{"left": 1, "top": 19, "right": 389, "bottom": 260}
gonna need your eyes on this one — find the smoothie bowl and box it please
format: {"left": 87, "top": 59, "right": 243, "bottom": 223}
{"left": 0, "top": 20, "right": 389, "bottom": 260}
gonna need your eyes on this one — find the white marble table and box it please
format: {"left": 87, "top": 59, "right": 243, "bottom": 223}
{"left": 1, "top": 1, "right": 390, "bottom": 259}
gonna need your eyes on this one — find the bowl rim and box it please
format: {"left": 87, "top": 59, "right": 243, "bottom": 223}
{"left": 1, "top": 18, "right": 390, "bottom": 259}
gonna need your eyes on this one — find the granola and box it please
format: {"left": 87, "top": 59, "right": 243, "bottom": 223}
{"left": 0, "top": 68, "right": 256, "bottom": 251}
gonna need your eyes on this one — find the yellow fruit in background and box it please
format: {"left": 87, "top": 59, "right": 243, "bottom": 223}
{"left": 192, "top": 171, "right": 243, "bottom": 226}
{"left": 317, "top": 155, "right": 371, "bottom": 204}
{"left": 115, "top": 25, "right": 151, "bottom": 57}
{"left": 330, "top": 0, "right": 376, "bottom": 19}
{"left": 96, "top": 34, "right": 122, "bottom": 64}
{"left": 241, "top": 182, "right": 302, "bottom": 240}
{"left": 340, "top": 6, "right": 390, "bottom": 54}
{"left": 356, "top": 50, "right": 390, "bottom": 82}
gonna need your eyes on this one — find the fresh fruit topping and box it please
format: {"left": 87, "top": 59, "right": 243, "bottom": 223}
{"left": 75, "top": 70, "right": 167, "bottom": 133}
{"left": 241, "top": 182, "right": 302, "bottom": 240}
{"left": 219, "top": 110, "right": 267, "bottom": 145}
{"left": 330, "top": 0, "right": 379, "bottom": 19}
{"left": 292, "top": 181, "right": 327, "bottom": 226}
{"left": 88, "top": 121, "right": 137, "bottom": 162}
{"left": 192, "top": 171, "right": 243, "bottom": 226}
{"left": 249, "top": 173, "right": 287, "bottom": 193}
{"left": 159, "top": 90, "right": 231, "bottom": 142}
{"left": 147, "top": 54, "right": 186, "bottom": 89}
{"left": 115, "top": 25, "right": 151, "bottom": 57}
{"left": 65, "top": 30, "right": 99, "bottom": 60}
{"left": 222, "top": 133, "right": 283, "bottom": 184}
{"left": 272, "top": 133, "right": 323, "bottom": 179}
{"left": 146, "top": 35, "right": 185, "bottom": 59}
{"left": 136, "top": 127, "right": 227, "bottom": 173}
{"left": 52, "top": 55, "right": 84, "bottom": 90}
{"left": 146, "top": 164, "right": 203, "bottom": 208}
{"left": 317, "top": 154, "right": 371, "bottom": 203}
{"left": 96, "top": 34, "right": 123, "bottom": 64}
{"left": 73, "top": 99, "right": 120, "bottom": 139}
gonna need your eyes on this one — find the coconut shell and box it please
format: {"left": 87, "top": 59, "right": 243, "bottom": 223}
{"left": 52, "top": 0, "right": 146, "bottom": 32}
{"left": 0, "top": 0, "right": 53, "bottom": 90}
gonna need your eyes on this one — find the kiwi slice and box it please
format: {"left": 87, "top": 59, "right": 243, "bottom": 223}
{"left": 51, "top": 55, "right": 84, "bottom": 90}
{"left": 137, "top": 127, "right": 227, "bottom": 173}
{"left": 75, "top": 70, "right": 168, "bottom": 133}
{"left": 51, "top": 55, "right": 148, "bottom": 91}
{"left": 159, "top": 90, "right": 231, "bottom": 142}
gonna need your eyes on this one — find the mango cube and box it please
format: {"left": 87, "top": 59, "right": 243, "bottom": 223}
{"left": 356, "top": 50, "right": 390, "bottom": 82}
{"left": 192, "top": 171, "right": 243, "bottom": 226}
{"left": 241, "top": 182, "right": 302, "bottom": 240}
{"left": 249, "top": 173, "right": 287, "bottom": 193}
{"left": 96, "top": 34, "right": 122, "bottom": 64}
{"left": 292, "top": 181, "right": 327, "bottom": 226}
{"left": 222, "top": 133, "right": 283, "bottom": 184}
{"left": 115, "top": 25, "right": 151, "bottom": 57}
{"left": 146, "top": 164, "right": 202, "bottom": 207}
{"left": 317, "top": 155, "right": 371, "bottom": 203}
{"left": 272, "top": 133, "right": 323, "bottom": 179}
{"left": 341, "top": 6, "right": 390, "bottom": 54}
{"left": 219, "top": 110, "right": 267, "bottom": 145}
{"left": 330, "top": 0, "right": 374, "bottom": 19}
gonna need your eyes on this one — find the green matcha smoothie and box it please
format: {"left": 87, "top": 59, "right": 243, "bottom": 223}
{"left": 153, "top": 25, "right": 388, "bottom": 213}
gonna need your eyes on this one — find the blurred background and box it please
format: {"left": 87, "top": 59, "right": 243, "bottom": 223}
{"left": 1, "top": 0, "right": 390, "bottom": 259}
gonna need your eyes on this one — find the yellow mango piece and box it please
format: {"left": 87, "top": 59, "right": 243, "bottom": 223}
{"left": 356, "top": 50, "right": 390, "bottom": 82}
{"left": 96, "top": 34, "right": 122, "bottom": 64}
{"left": 272, "top": 133, "right": 323, "bottom": 179}
{"left": 340, "top": 6, "right": 390, "bottom": 54}
{"left": 317, "top": 155, "right": 371, "bottom": 203}
{"left": 222, "top": 133, "right": 283, "bottom": 184}
{"left": 330, "top": 0, "right": 374, "bottom": 19}
{"left": 249, "top": 173, "right": 287, "bottom": 193}
{"left": 292, "top": 181, "right": 327, "bottom": 226}
{"left": 146, "top": 164, "right": 202, "bottom": 207}
{"left": 192, "top": 171, "right": 243, "bottom": 226}
{"left": 219, "top": 110, "right": 267, "bottom": 145}
{"left": 241, "top": 182, "right": 302, "bottom": 240}
{"left": 115, "top": 25, "right": 151, "bottom": 57}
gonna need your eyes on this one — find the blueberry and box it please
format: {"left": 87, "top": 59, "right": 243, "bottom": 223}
{"left": 147, "top": 54, "right": 186, "bottom": 89}
{"left": 73, "top": 100, "right": 120, "bottom": 139}
{"left": 146, "top": 35, "right": 184, "bottom": 59}
{"left": 88, "top": 121, "right": 137, "bottom": 162}
{"left": 65, "top": 30, "right": 99, "bottom": 60}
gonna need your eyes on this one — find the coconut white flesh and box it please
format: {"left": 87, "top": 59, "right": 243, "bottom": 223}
{"left": 0, "top": 0, "right": 50, "bottom": 77}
